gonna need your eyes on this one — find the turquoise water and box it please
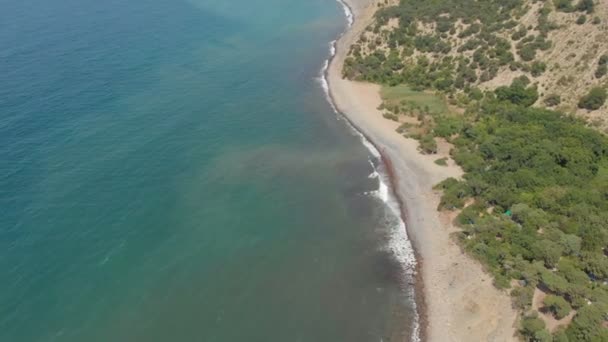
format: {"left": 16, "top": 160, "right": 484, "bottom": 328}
{"left": 0, "top": 0, "right": 418, "bottom": 340}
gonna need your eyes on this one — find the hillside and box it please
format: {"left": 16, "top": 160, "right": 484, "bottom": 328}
{"left": 344, "top": 0, "right": 608, "bottom": 130}
{"left": 342, "top": 0, "right": 608, "bottom": 341}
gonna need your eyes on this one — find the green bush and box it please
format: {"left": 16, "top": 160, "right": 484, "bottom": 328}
{"left": 576, "top": 15, "right": 587, "bottom": 25}
{"left": 543, "top": 94, "right": 561, "bottom": 107}
{"left": 578, "top": 87, "right": 607, "bottom": 110}
{"left": 434, "top": 157, "right": 448, "bottom": 166}
{"left": 554, "top": 0, "right": 574, "bottom": 12}
{"left": 511, "top": 286, "right": 534, "bottom": 310}
{"left": 566, "top": 304, "right": 608, "bottom": 341}
{"left": 543, "top": 295, "right": 572, "bottom": 319}
{"left": 383, "top": 112, "right": 399, "bottom": 121}
{"left": 521, "top": 314, "right": 547, "bottom": 339}
{"left": 576, "top": 0, "right": 595, "bottom": 14}
{"left": 495, "top": 80, "right": 538, "bottom": 106}
{"left": 518, "top": 45, "right": 537, "bottom": 61}
{"left": 419, "top": 134, "right": 438, "bottom": 154}
{"left": 531, "top": 61, "right": 547, "bottom": 77}
{"left": 595, "top": 56, "right": 608, "bottom": 79}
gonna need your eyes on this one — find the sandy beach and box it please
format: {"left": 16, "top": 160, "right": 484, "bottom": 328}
{"left": 328, "top": 0, "right": 519, "bottom": 340}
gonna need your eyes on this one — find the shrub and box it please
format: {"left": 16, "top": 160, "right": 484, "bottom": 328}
{"left": 419, "top": 134, "right": 438, "bottom": 154}
{"left": 434, "top": 157, "right": 448, "bottom": 166}
{"left": 495, "top": 81, "right": 538, "bottom": 107}
{"left": 553, "top": 329, "right": 569, "bottom": 342}
{"left": 576, "top": 0, "right": 595, "bottom": 14}
{"left": 576, "top": 15, "right": 587, "bottom": 25}
{"left": 511, "top": 286, "right": 534, "bottom": 310}
{"left": 554, "top": 0, "right": 574, "bottom": 12}
{"left": 566, "top": 304, "right": 608, "bottom": 341}
{"left": 543, "top": 295, "right": 572, "bottom": 319}
{"left": 521, "top": 314, "right": 546, "bottom": 339}
{"left": 518, "top": 45, "right": 537, "bottom": 61}
{"left": 531, "top": 61, "right": 547, "bottom": 77}
{"left": 544, "top": 94, "right": 561, "bottom": 107}
{"left": 596, "top": 55, "right": 608, "bottom": 78}
{"left": 511, "top": 26, "right": 528, "bottom": 41}
{"left": 383, "top": 112, "right": 399, "bottom": 121}
{"left": 578, "top": 87, "right": 607, "bottom": 110}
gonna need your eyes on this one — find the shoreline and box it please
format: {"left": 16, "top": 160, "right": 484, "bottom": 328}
{"left": 326, "top": 0, "right": 519, "bottom": 341}
{"left": 322, "top": 1, "right": 424, "bottom": 340}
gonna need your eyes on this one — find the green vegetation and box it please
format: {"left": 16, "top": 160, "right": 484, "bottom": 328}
{"left": 495, "top": 79, "right": 538, "bottom": 107}
{"left": 576, "top": 14, "right": 587, "bottom": 25}
{"left": 554, "top": 0, "right": 595, "bottom": 13}
{"left": 543, "top": 295, "right": 572, "bottom": 319}
{"left": 419, "top": 134, "right": 438, "bottom": 154}
{"left": 578, "top": 87, "right": 607, "bottom": 110}
{"left": 381, "top": 85, "right": 448, "bottom": 114}
{"left": 380, "top": 85, "right": 462, "bottom": 153}
{"left": 531, "top": 61, "right": 547, "bottom": 77}
{"left": 378, "top": 75, "right": 608, "bottom": 341}
{"left": 544, "top": 94, "right": 561, "bottom": 107}
{"left": 435, "top": 157, "right": 448, "bottom": 166}
{"left": 343, "top": 0, "right": 536, "bottom": 90}
{"left": 344, "top": 1, "right": 608, "bottom": 337}
{"left": 596, "top": 55, "right": 608, "bottom": 79}
{"left": 520, "top": 314, "right": 547, "bottom": 340}
{"left": 434, "top": 95, "right": 608, "bottom": 340}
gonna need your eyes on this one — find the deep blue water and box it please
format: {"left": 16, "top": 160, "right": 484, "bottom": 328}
{"left": 0, "top": 0, "right": 417, "bottom": 340}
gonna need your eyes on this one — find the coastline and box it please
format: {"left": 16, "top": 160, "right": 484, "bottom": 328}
{"left": 326, "top": 0, "right": 519, "bottom": 341}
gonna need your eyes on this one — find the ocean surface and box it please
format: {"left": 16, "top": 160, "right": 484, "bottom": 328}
{"left": 0, "top": 0, "right": 418, "bottom": 340}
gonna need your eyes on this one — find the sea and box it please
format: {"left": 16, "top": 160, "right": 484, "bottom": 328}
{"left": 0, "top": 0, "right": 419, "bottom": 340}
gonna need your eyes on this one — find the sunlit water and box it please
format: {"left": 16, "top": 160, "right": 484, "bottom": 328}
{"left": 0, "top": 0, "right": 418, "bottom": 340}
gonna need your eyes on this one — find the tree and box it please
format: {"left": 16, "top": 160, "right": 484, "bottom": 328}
{"left": 559, "top": 234, "right": 582, "bottom": 256}
{"left": 534, "top": 240, "right": 563, "bottom": 268}
{"left": 534, "top": 329, "right": 553, "bottom": 342}
{"left": 552, "top": 329, "right": 569, "bottom": 342}
{"left": 582, "top": 253, "right": 608, "bottom": 280}
{"left": 495, "top": 81, "right": 538, "bottom": 107}
{"left": 518, "top": 45, "right": 537, "bottom": 61}
{"left": 543, "top": 295, "right": 572, "bottom": 319}
{"left": 566, "top": 304, "right": 608, "bottom": 341}
{"left": 541, "top": 271, "right": 570, "bottom": 295}
{"left": 578, "top": 87, "right": 607, "bottom": 110}
{"left": 521, "top": 314, "right": 546, "bottom": 339}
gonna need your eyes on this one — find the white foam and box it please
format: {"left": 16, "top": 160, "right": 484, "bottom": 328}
{"left": 320, "top": 3, "right": 421, "bottom": 340}
{"left": 336, "top": 0, "right": 354, "bottom": 27}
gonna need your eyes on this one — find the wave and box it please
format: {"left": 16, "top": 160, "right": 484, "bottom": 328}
{"left": 336, "top": 0, "right": 354, "bottom": 27}
{"left": 318, "top": 2, "right": 421, "bottom": 341}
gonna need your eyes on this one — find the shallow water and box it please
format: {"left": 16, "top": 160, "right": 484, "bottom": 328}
{"left": 0, "top": 0, "right": 418, "bottom": 340}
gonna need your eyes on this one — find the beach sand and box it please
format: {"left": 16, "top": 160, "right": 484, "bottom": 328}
{"left": 328, "top": 0, "right": 519, "bottom": 340}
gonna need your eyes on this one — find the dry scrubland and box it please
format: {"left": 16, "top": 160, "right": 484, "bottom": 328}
{"left": 345, "top": 0, "right": 608, "bottom": 130}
